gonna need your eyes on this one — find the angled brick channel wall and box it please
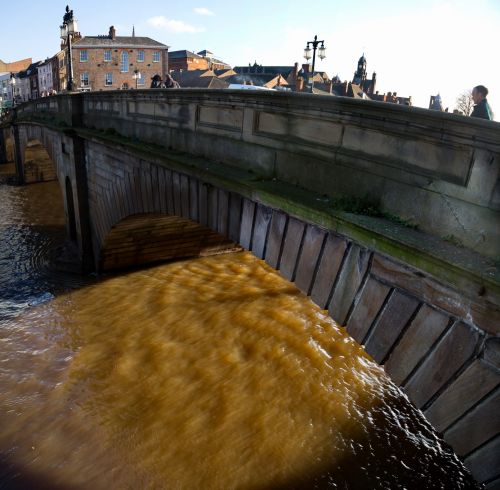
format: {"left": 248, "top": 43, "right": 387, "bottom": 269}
{"left": 7, "top": 91, "right": 500, "bottom": 486}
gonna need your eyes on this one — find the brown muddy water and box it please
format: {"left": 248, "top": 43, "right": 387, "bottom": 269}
{"left": 0, "top": 178, "right": 478, "bottom": 489}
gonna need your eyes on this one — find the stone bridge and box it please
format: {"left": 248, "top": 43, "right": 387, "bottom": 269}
{"left": 1, "top": 90, "right": 499, "bottom": 486}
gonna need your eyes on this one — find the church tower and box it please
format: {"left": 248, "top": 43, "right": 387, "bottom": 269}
{"left": 353, "top": 54, "right": 367, "bottom": 85}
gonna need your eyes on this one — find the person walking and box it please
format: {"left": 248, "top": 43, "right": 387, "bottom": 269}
{"left": 150, "top": 74, "right": 162, "bottom": 88}
{"left": 163, "top": 74, "right": 180, "bottom": 89}
{"left": 470, "top": 85, "right": 494, "bottom": 120}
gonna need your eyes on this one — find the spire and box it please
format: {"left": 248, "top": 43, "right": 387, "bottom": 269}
{"left": 132, "top": 25, "right": 135, "bottom": 37}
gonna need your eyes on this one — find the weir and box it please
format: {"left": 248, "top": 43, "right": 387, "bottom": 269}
{"left": 1, "top": 90, "right": 499, "bottom": 486}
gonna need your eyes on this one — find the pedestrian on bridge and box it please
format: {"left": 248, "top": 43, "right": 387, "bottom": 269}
{"left": 150, "top": 74, "right": 163, "bottom": 89}
{"left": 470, "top": 85, "right": 494, "bottom": 120}
{"left": 163, "top": 74, "right": 180, "bottom": 89}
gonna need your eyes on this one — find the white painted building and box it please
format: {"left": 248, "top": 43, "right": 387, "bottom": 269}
{"left": 37, "top": 60, "right": 54, "bottom": 97}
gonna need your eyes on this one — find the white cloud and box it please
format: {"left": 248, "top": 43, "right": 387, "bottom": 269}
{"left": 194, "top": 7, "right": 214, "bottom": 16}
{"left": 147, "top": 16, "right": 205, "bottom": 34}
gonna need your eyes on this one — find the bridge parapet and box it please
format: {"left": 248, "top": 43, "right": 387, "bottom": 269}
{"left": 13, "top": 90, "right": 500, "bottom": 258}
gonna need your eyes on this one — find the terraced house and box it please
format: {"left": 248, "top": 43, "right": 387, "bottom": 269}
{"left": 70, "top": 26, "right": 169, "bottom": 91}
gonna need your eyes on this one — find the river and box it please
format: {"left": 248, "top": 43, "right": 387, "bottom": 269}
{"left": 0, "top": 175, "right": 478, "bottom": 489}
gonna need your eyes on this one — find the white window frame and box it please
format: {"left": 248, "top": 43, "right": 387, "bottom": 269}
{"left": 137, "top": 50, "right": 145, "bottom": 62}
{"left": 80, "top": 72, "right": 89, "bottom": 87}
{"left": 105, "top": 73, "right": 113, "bottom": 86}
{"left": 153, "top": 51, "right": 161, "bottom": 63}
{"left": 104, "top": 50, "right": 112, "bottom": 62}
{"left": 80, "top": 50, "right": 88, "bottom": 62}
{"left": 121, "top": 51, "right": 129, "bottom": 73}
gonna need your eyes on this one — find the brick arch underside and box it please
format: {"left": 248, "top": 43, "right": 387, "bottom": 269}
{"left": 100, "top": 213, "right": 241, "bottom": 271}
{"left": 87, "top": 142, "right": 498, "bottom": 486}
{"left": 19, "top": 125, "right": 63, "bottom": 186}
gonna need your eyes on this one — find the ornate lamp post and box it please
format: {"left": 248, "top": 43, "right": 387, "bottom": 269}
{"left": 60, "top": 6, "right": 78, "bottom": 91}
{"left": 133, "top": 69, "right": 142, "bottom": 89}
{"left": 303, "top": 35, "right": 326, "bottom": 91}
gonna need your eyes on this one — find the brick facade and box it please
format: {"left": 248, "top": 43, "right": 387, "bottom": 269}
{"left": 68, "top": 27, "right": 168, "bottom": 91}
{"left": 0, "top": 58, "right": 32, "bottom": 73}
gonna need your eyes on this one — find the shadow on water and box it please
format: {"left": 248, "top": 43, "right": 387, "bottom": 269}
{"left": 0, "top": 457, "right": 75, "bottom": 490}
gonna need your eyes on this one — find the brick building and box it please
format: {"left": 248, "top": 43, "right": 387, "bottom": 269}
{"left": 0, "top": 58, "right": 32, "bottom": 73}
{"left": 69, "top": 26, "right": 168, "bottom": 91}
{"left": 168, "top": 50, "right": 209, "bottom": 71}
{"left": 169, "top": 49, "right": 231, "bottom": 72}
{"left": 51, "top": 51, "right": 67, "bottom": 93}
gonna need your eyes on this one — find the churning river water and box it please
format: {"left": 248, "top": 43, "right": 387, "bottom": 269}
{"left": 0, "top": 177, "right": 479, "bottom": 489}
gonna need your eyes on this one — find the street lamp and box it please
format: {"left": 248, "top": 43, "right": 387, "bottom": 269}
{"left": 60, "top": 5, "right": 78, "bottom": 91}
{"left": 9, "top": 75, "right": 16, "bottom": 106}
{"left": 133, "top": 69, "right": 142, "bottom": 89}
{"left": 303, "top": 35, "right": 326, "bottom": 91}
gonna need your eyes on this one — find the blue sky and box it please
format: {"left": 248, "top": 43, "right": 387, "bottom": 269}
{"left": 1, "top": 0, "right": 499, "bottom": 116}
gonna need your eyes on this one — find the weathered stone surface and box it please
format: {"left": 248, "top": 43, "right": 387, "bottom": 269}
{"left": 217, "top": 189, "right": 229, "bottom": 237}
{"left": 164, "top": 169, "right": 174, "bottom": 215}
{"left": 264, "top": 210, "right": 287, "bottom": 269}
{"left": 180, "top": 174, "right": 190, "bottom": 219}
{"left": 198, "top": 182, "right": 208, "bottom": 227}
{"left": 158, "top": 167, "right": 168, "bottom": 214}
{"left": 403, "top": 321, "right": 481, "bottom": 408}
{"left": 485, "top": 477, "right": 500, "bottom": 490}
{"left": 425, "top": 359, "right": 500, "bottom": 432}
{"left": 464, "top": 435, "right": 500, "bottom": 484}
{"left": 328, "top": 245, "right": 371, "bottom": 325}
{"left": 208, "top": 185, "right": 218, "bottom": 231}
{"left": 484, "top": 337, "right": 500, "bottom": 368}
{"left": 443, "top": 388, "right": 500, "bottom": 456}
{"left": 371, "top": 254, "right": 500, "bottom": 335}
{"left": 279, "top": 218, "right": 305, "bottom": 281}
{"left": 251, "top": 204, "right": 272, "bottom": 259}
{"left": 346, "top": 277, "right": 391, "bottom": 344}
{"left": 310, "top": 234, "right": 348, "bottom": 309}
{"left": 239, "top": 199, "right": 255, "bottom": 250}
{"left": 227, "top": 193, "right": 242, "bottom": 243}
{"left": 294, "top": 225, "right": 326, "bottom": 295}
{"left": 385, "top": 305, "right": 450, "bottom": 385}
{"left": 189, "top": 177, "right": 199, "bottom": 222}
{"left": 172, "top": 172, "right": 181, "bottom": 216}
{"left": 364, "top": 291, "right": 420, "bottom": 363}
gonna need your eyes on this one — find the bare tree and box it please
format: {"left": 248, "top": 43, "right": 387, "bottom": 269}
{"left": 455, "top": 90, "right": 474, "bottom": 116}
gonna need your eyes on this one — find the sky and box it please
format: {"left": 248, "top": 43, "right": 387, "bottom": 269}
{"left": 1, "top": 0, "right": 499, "bottom": 118}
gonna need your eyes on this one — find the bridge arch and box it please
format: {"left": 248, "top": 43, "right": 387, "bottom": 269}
{"left": 23, "top": 138, "right": 57, "bottom": 183}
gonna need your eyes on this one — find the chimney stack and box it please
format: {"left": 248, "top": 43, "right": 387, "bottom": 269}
{"left": 296, "top": 76, "right": 304, "bottom": 92}
{"left": 109, "top": 26, "right": 116, "bottom": 39}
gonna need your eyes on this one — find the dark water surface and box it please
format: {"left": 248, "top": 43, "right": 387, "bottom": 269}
{"left": 0, "top": 178, "right": 479, "bottom": 489}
